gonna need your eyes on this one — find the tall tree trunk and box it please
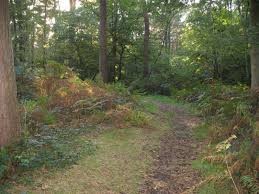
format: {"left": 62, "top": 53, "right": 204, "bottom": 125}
{"left": 68, "top": 0, "right": 76, "bottom": 67}
{"left": 143, "top": 11, "right": 150, "bottom": 77}
{"left": 250, "top": 0, "right": 259, "bottom": 90}
{"left": 0, "top": 0, "right": 21, "bottom": 146}
{"left": 69, "top": 0, "right": 76, "bottom": 11}
{"left": 110, "top": 2, "right": 118, "bottom": 82}
{"left": 42, "top": 0, "right": 48, "bottom": 67}
{"left": 99, "top": 0, "right": 109, "bottom": 83}
{"left": 31, "top": 0, "right": 36, "bottom": 66}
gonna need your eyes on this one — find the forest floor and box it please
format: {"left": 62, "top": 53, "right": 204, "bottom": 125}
{"left": 141, "top": 100, "right": 202, "bottom": 194}
{"left": 8, "top": 96, "right": 203, "bottom": 194}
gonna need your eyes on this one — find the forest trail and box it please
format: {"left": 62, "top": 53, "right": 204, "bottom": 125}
{"left": 9, "top": 97, "right": 203, "bottom": 194}
{"left": 141, "top": 101, "right": 202, "bottom": 194}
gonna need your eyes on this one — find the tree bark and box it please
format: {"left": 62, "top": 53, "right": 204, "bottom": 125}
{"left": 250, "top": 0, "right": 259, "bottom": 90}
{"left": 69, "top": 0, "right": 76, "bottom": 11}
{"left": 0, "top": 0, "right": 21, "bottom": 146}
{"left": 143, "top": 11, "right": 150, "bottom": 77}
{"left": 42, "top": 0, "right": 48, "bottom": 67}
{"left": 110, "top": 2, "right": 118, "bottom": 82}
{"left": 99, "top": 0, "right": 109, "bottom": 83}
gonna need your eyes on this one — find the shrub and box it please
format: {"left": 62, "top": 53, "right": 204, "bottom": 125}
{"left": 125, "top": 110, "right": 151, "bottom": 127}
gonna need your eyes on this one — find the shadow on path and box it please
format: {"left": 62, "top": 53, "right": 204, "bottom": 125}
{"left": 141, "top": 102, "right": 203, "bottom": 194}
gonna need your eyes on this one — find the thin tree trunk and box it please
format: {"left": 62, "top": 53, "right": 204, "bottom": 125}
{"left": 111, "top": 38, "right": 116, "bottom": 82}
{"left": 31, "top": 23, "right": 35, "bottom": 66}
{"left": 0, "top": 0, "right": 21, "bottom": 146}
{"left": 68, "top": 0, "right": 76, "bottom": 67}
{"left": 110, "top": 2, "right": 118, "bottom": 82}
{"left": 99, "top": 0, "right": 109, "bottom": 83}
{"left": 143, "top": 11, "right": 150, "bottom": 77}
{"left": 250, "top": 0, "right": 259, "bottom": 90}
{"left": 43, "top": 0, "right": 48, "bottom": 67}
{"left": 31, "top": 0, "right": 36, "bottom": 66}
{"left": 118, "top": 44, "right": 125, "bottom": 81}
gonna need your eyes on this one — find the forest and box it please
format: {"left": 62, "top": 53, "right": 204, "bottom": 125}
{"left": 0, "top": 0, "right": 259, "bottom": 193}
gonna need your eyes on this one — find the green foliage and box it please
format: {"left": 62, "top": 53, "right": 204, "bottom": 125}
{"left": 192, "top": 160, "right": 225, "bottom": 177}
{"left": 241, "top": 175, "right": 259, "bottom": 193}
{"left": 22, "top": 100, "right": 38, "bottom": 113}
{"left": 192, "top": 159, "right": 234, "bottom": 193}
{"left": 42, "top": 112, "right": 56, "bottom": 125}
{"left": 197, "top": 181, "right": 233, "bottom": 194}
{"left": 0, "top": 126, "right": 97, "bottom": 192}
{"left": 0, "top": 149, "right": 10, "bottom": 180}
{"left": 37, "top": 96, "right": 50, "bottom": 108}
{"left": 125, "top": 110, "right": 151, "bottom": 127}
{"left": 172, "top": 80, "right": 257, "bottom": 192}
{"left": 180, "top": 1, "right": 249, "bottom": 84}
{"left": 45, "top": 62, "right": 71, "bottom": 79}
{"left": 106, "top": 82, "right": 129, "bottom": 96}
{"left": 194, "top": 123, "right": 211, "bottom": 140}
{"left": 12, "top": 127, "right": 97, "bottom": 170}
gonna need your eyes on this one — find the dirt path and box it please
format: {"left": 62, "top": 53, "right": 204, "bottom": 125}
{"left": 141, "top": 102, "right": 202, "bottom": 194}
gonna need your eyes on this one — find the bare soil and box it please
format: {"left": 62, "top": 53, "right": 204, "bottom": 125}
{"left": 141, "top": 103, "right": 203, "bottom": 194}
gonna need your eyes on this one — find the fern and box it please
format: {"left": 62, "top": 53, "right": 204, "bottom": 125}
{"left": 241, "top": 175, "right": 259, "bottom": 194}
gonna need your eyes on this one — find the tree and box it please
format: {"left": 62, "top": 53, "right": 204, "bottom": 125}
{"left": 42, "top": 0, "right": 48, "bottom": 67}
{"left": 109, "top": 0, "right": 118, "bottom": 82}
{"left": 0, "top": 0, "right": 21, "bottom": 146}
{"left": 250, "top": 0, "right": 259, "bottom": 90}
{"left": 99, "top": 0, "right": 109, "bottom": 83}
{"left": 69, "top": 0, "right": 76, "bottom": 11}
{"left": 143, "top": 4, "right": 150, "bottom": 77}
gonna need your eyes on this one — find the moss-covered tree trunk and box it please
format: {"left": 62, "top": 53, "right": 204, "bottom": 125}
{"left": 0, "top": 0, "right": 21, "bottom": 146}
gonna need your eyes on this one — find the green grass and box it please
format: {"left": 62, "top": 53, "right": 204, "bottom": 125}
{"left": 192, "top": 160, "right": 225, "bottom": 177}
{"left": 192, "top": 159, "right": 234, "bottom": 194}
{"left": 8, "top": 96, "right": 170, "bottom": 194}
{"left": 125, "top": 110, "right": 151, "bottom": 127}
{"left": 9, "top": 126, "right": 167, "bottom": 194}
{"left": 194, "top": 123, "right": 211, "bottom": 140}
{"left": 197, "top": 181, "right": 233, "bottom": 194}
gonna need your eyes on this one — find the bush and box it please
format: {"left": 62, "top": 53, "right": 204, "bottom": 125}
{"left": 0, "top": 149, "right": 10, "bottom": 180}
{"left": 125, "top": 110, "right": 151, "bottom": 127}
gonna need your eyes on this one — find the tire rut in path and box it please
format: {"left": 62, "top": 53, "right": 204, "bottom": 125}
{"left": 141, "top": 103, "right": 202, "bottom": 194}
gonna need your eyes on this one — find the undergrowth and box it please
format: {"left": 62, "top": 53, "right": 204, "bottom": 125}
{"left": 1, "top": 65, "right": 154, "bottom": 193}
{"left": 172, "top": 81, "right": 259, "bottom": 193}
